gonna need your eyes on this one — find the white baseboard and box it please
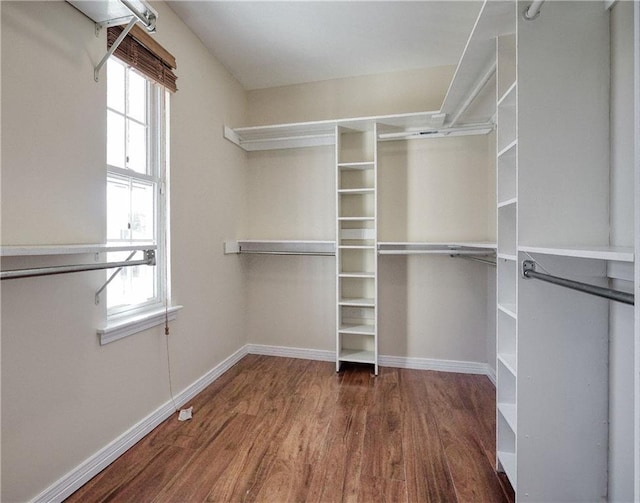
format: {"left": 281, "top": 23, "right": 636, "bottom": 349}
{"left": 32, "top": 343, "right": 494, "bottom": 502}
{"left": 247, "top": 343, "right": 496, "bottom": 382}
{"left": 32, "top": 345, "right": 248, "bottom": 503}
{"left": 246, "top": 343, "right": 334, "bottom": 361}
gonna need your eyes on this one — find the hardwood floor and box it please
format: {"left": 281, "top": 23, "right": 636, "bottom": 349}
{"left": 66, "top": 355, "right": 515, "bottom": 503}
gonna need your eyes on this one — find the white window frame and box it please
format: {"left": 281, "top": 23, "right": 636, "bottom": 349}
{"left": 104, "top": 57, "right": 170, "bottom": 330}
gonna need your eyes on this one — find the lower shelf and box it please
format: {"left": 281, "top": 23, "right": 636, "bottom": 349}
{"left": 339, "top": 324, "right": 375, "bottom": 335}
{"left": 338, "top": 349, "right": 375, "bottom": 364}
{"left": 498, "top": 402, "right": 517, "bottom": 433}
{"left": 497, "top": 451, "right": 517, "bottom": 490}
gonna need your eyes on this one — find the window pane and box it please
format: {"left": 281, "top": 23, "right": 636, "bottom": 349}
{"left": 128, "top": 70, "right": 147, "bottom": 123}
{"left": 107, "top": 59, "right": 125, "bottom": 113}
{"left": 107, "top": 177, "right": 130, "bottom": 241}
{"left": 106, "top": 251, "right": 156, "bottom": 309}
{"left": 130, "top": 180, "right": 154, "bottom": 241}
{"left": 107, "top": 111, "right": 125, "bottom": 169}
{"left": 127, "top": 120, "right": 147, "bottom": 174}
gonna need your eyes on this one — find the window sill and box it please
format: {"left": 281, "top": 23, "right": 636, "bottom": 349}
{"left": 97, "top": 305, "right": 183, "bottom": 345}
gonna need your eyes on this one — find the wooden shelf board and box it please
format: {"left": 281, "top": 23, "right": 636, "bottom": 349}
{"left": 498, "top": 352, "right": 517, "bottom": 376}
{"left": 338, "top": 188, "right": 375, "bottom": 195}
{"left": 378, "top": 241, "right": 496, "bottom": 251}
{"left": 497, "top": 81, "right": 517, "bottom": 107}
{"left": 339, "top": 349, "right": 375, "bottom": 364}
{"left": 337, "top": 161, "right": 375, "bottom": 169}
{"left": 497, "top": 197, "right": 517, "bottom": 209}
{"left": 498, "top": 402, "right": 517, "bottom": 433}
{"left": 440, "top": 0, "right": 515, "bottom": 123}
{"left": 497, "top": 451, "right": 517, "bottom": 490}
{"left": 338, "top": 217, "right": 375, "bottom": 222}
{"left": 339, "top": 297, "right": 375, "bottom": 307}
{"left": 0, "top": 242, "right": 157, "bottom": 257}
{"left": 339, "top": 272, "right": 375, "bottom": 278}
{"left": 497, "top": 138, "right": 517, "bottom": 158}
{"left": 225, "top": 111, "right": 442, "bottom": 152}
{"left": 497, "top": 303, "right": 517, "bottom": 319}
{"left": 519, "top": 245, "right": 634, "bottom": 262}
{"left": 339, "top": 324, "right": 375, "bottom": 335}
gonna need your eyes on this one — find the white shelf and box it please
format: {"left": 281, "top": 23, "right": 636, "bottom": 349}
{"left": 338, "top": 217, "right": 375, "bottom": 222}
{"left": 498, "top": 353, "right": 517, "bottom": 376}
{"left": 497, "top": 80, "right": 517, "bottom": 107}
{"left": 497, "top": 139, "right": 517, "bottom": 158}
{"left": 339, "top": 272, "right": 375, "bottom": 278}
{"left": 338, "top": 161, "right": 375, "bottom": 170}
{"left": 497, "top": 253, "right": 517, "bottom": 262}
{"left": 498, "top": 451, "right": 517, "bottom": 489}
{"left": 224, "top": 111, "right": 442, "bottom": 152}
{"left": 339, "top": 324, "right": 375, "bottom": 335}
{"left": 497, "top": 303, "right": 517, "bottom": 319}
{"left": 0, "top": 242, "right": 157, "bottom": 257}
{"left": 377, "top": 242, "right": 496, "bottom": 255}
{"left": 519, "top": 245, "right": 634, "bottom": 263}
{"left": 338, "top": 348, "right": 375, "bottom": 364}
{"left": 440, "top": 0, "right": 515, "bottom": 125}
{"left": 338, "top": 188, "right": 375, "bottom": 195}
{"left": 227, "top": 240, "right": 336, "bottom": 255}
{"left": 497, "top": 197, "right": 517, "bottom": 209}
{"left": 498, "top": 402, "right": 517, "bottom": 433}
{"left": 339, "top": 245, "right": 376, "bottom": 250}
{"left": 339, "top": 297, "right": 375, "bottom": 307}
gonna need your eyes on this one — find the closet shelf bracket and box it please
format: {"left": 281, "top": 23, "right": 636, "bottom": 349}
{"left": 522, "top": 260, "right": 634, "bottom": 305}
{"left": 78, "top": 0, "right": 158, "bottom": 82}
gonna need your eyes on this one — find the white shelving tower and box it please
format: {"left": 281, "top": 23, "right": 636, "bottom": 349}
{"left": 336, "top": 125, "right": 379, "bottom": 374}
{"left": 495, "top": 27, "right": 518, "bottom": 490}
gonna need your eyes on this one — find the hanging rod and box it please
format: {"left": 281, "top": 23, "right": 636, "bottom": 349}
{"left": 1, "top": 250, "right": 155, "bottom": 281}
{"left": 522, "top": 260, "right": 634, "bottom": 305}
{"left": 238, "top": 250, "right": 334, "bottom": 256}
{"left": 523, "top": 0, "right": 545, "bottom": 21}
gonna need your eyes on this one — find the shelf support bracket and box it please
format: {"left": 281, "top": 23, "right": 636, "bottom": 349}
{"left": 95, "top": 250, "right": 155, "bottom": 304}
{"left": 94, "top": 17, "right": 137, "bottom": 82}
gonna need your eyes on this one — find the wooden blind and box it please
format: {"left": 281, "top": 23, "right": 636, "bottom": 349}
{"left": 108, "top": 25, "right": 177, "bottom": 93}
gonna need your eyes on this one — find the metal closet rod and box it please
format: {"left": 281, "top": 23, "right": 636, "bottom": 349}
{"left": 523, "top": 0, "right": 545, "bottom": 20}
{"left": 522, "top": 260, "right": 634, "bottom": 305}
{"left": 1, "top": 250, "right": 156, "bottom": 281}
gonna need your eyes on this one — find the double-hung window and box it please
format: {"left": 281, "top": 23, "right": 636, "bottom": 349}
{"left": 105, "top": 56, "right": 167, "bottom": 321}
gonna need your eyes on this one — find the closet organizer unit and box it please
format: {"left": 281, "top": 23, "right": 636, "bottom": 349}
{"left": 224, "top": 110, "right": 496, "bottom": 376}
{"left": 453, "top": 0, "right": 638, "bottom": 500}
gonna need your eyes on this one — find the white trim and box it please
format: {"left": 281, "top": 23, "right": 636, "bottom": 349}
{"left": 97, "top": 305, "right": 183, "bottom": 345}
{"left": 247, "top": 343, "right": 496, "bottom": 380}
{"left": 247, "top": 343, "right": 334, "bottom": 362}
{"left": 31, "top": 343, "right": 495, "bottom": 502}
{"left": 31, "top": 344, "right": 248, "bottom": 503}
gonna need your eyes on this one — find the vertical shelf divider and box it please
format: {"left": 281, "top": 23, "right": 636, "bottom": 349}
{"left": 336, "top": 124, "right": 379, "bottom": 374}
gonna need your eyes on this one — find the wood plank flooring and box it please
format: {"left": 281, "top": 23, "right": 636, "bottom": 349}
{"left": 66, "top": 355, "right": 515, "bottom": 503}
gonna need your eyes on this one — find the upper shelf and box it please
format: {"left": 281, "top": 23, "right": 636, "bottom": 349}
{"left": 378, "top": 242, "right": 496, "bottom": 255}
{"left": 519, "top": 245, "right": 634, "bottom": 263}
{"left": 440, "top": 0, "right": 515, "bottom": 127}
{"left": 0, "top": 242, "right": 157, "bottom": 257}
{"left": 224, "top": 109, "right": 495, "bottom": 152}
{"left": 224, "top": 111, "right": 448, "bottom": 151}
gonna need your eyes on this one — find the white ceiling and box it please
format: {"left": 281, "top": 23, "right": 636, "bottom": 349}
{"left": 166, "top": 1, "right": 482, "bottom": 90}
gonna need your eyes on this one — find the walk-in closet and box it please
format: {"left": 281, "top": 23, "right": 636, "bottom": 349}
{"left": 1, "top": 0, "right": 638, "bottom": 501}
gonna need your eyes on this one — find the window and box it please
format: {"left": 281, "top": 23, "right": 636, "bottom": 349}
{"left": 106, "top": 57, "right": 167, "bottom": 318}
